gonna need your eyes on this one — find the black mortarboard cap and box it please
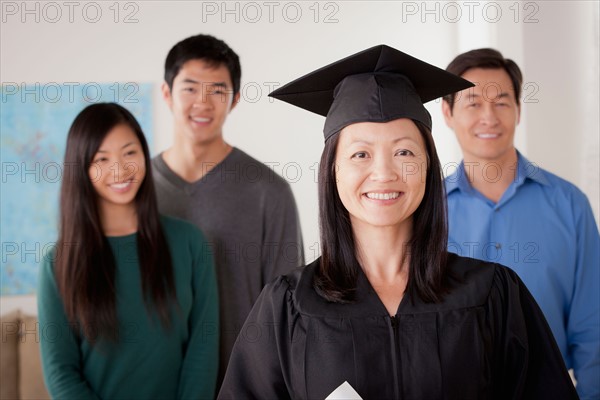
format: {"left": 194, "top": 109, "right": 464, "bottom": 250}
{"left": 269, "top": 45, "right": 474, "bottom": 141}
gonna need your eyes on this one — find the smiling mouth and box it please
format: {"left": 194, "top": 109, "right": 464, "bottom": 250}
{"left": 191, "top": 116, "right": 211, "bottom": 123}
{"left": 475, "top": 133, "right": 500, "bottom": 139}
{"left": 365, "top": 192, "right": 401, "bottom": 200}
{"left": 110, "top": 180, "right": 133, "bottom": 190}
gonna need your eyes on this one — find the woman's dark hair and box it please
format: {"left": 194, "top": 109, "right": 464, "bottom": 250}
{"left": 314, "top": 120, "right": 448, "bottom": 304}
{"left": 164, "top": 33, "right": 241, "bottom": 96}
{"left": 442, "top": 48, "right": 523, "bottom": 112}
{"left": 55, "top": 102, "right": 176, "bottom": 343}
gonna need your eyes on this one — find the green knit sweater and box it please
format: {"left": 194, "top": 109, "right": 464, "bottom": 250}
{"left": 38, "top": 216, "right": 219, "bottom": 399}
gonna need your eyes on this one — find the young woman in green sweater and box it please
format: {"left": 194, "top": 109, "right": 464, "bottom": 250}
{"left": 38, "top": 103, "right": 219, "bottom": 399}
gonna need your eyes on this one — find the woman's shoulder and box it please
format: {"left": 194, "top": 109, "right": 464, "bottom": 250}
{"left": 258, "top": 259, "right": 324, "bottom": 313}
{"left": 446, "top": 252, "right": 522, "bottom": 290}
{"left": 159, "top": 215, "right": 208, "bottom": 243}
{"left": 428, "top": 253, "right": 507, "bottom": 311}
{"left": 263, "top": 259, "right": 316, "bottom": 297}
{"left": 159, "top": 214, "right": 197, "bottom": 231}
{"left": 446, "top": 252, "right": 497, "bottom": 285}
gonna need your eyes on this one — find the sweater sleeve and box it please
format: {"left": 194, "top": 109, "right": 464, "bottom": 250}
{"left": 177, "top": 228, "right": 220, "bottom": 400}
{"left": 261, "top": 181, "right": 304, "bottom": 284}
{"left": 37, "top": 251, "right": 100, "bottom": 400}
{"left": 217, "top": 276, "right": 293, "bottom": 400}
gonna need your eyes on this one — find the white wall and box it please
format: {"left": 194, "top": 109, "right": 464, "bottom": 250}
{"left": 2, "top": 0, "right": 598, "bottom": 314}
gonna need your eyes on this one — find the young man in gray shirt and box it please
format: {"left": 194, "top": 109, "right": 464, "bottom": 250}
{"left": 152, "top": 34, "right": 304, "bottom": 388}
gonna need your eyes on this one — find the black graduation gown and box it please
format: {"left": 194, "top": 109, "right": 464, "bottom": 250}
{"left": 218, "top": 253, "right": 578, "bottom": 400}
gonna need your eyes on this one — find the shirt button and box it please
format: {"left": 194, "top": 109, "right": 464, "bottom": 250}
{"left": 495, "top": 243, "right": 501, "bottom": 249}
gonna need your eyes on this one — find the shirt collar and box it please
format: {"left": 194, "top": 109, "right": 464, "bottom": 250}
{"left": 515, "top": 150, "right": 550, "bottom": 186}
{"left": 445, "top": 150, "right": 549, "bottom": 195}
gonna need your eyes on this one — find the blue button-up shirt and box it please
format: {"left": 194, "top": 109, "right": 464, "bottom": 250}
{"left": 445, "top": 151, "right": 600, "bottom": 400}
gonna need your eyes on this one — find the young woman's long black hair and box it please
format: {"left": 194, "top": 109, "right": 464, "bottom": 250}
{"left": 314, "top": 120, "right": 449, "bottom": 304}
{"left": 55, "top": 103, "right": 176, "bottom": 343}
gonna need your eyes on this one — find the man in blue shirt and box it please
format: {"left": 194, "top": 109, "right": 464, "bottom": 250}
{"left": 441, "top": 48, "right": 599, "bottom": 399}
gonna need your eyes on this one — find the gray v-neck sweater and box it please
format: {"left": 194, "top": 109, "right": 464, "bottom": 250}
{"left": 152, "top": 147, "right": 304, "bottom": 386}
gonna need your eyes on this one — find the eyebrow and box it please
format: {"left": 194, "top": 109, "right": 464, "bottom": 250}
{"left": 349, "top": 137, "right": 417, "bottom": 145}
{"left": 96, "top": 142, "right": 136, "bottom": 153}
{"left": 181, "top": 79, "right": 228, "bottom": 87}
{"left": 466, "top": 93, "right": 511, "bottom": 101}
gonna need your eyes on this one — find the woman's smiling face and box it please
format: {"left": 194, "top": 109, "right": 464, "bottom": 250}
{"left": 334, "top": 118, "right": 428, "bottom": 232}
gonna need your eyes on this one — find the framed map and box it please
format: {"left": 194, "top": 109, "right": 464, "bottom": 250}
{"left": 1, "top": 82, "right": 154, "bottom": 295}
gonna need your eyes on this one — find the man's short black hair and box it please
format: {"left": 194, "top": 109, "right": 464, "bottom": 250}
{"left": 164, "top": 34, "right": 241, "bottom": 96}
{"left": 443, "top": 48, "right": 523, "bottom": 113}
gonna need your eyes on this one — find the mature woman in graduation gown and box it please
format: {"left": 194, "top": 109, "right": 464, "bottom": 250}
{"left": 218, "top": 45, "right": 578, "bottom": 400}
